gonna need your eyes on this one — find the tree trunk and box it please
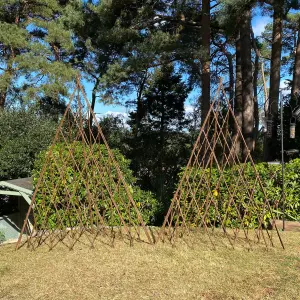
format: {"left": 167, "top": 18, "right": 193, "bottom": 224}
{"left": 135, "top": 72, "right": 148, "bottom": 135}
{"left": 221, "top": 47, "right": 234, "bottom": 103}
{"left": 292, "top": 28, "right": 300, "bottom": 97}
{"left": 0, "top": 92, "right": 6, "bottom": 110}
{"left": 251, "top": 27, "right": 260, "bottom": 146}
{"left": 201, "top": 0, "right": 210, "bottom": 124}
{"left": 232, "top": 32, "right": 243, "bottom": 158}
{"left": 0, "top": 63, "right": 13, "bottom": 110}
{"left": 253, "top": 49, "right": 260, "bottom": 147}
{"left": 228, "top": 53, "right": 234, "bottom": 104}
{"left": 90, "top": 78, "right": 100, "bottom": 128}
{"left": 240, "top": 8, "right": 254, "bottom": 160}
{"left": 264, "top": 0, "right": 284, "bottom": 161}
{"left": 91, "top": 80, "right": 99, "bottom": 113}
{"left": 223, "top": 47, "right": 235, "bottom": 140}
{"left": 159, "top": 94, "right": 166, "bottom": 204}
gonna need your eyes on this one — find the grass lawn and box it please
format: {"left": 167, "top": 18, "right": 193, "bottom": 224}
{"left": 0, "top": 230, "right": 300, "bottom": 300}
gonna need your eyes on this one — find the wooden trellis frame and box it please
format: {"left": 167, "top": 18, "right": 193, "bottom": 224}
{"left": 16, "top": 77, "right": 153, "bottom": 250}
{"left": 159, "top": 80, "right": 284, "bottom": 249}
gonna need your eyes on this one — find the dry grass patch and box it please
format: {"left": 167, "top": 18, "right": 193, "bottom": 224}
{"left": 0, "top": 230, "right": 300, "bottom": 300}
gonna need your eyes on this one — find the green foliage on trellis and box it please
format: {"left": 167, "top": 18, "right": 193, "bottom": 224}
{"left": 178, "top": 160, "right": 300, "bottom": 228}
{"left": 32, "top": 142, "right": 159, "bottom": 229}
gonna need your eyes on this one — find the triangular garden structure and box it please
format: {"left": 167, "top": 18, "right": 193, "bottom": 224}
{"left": 16, "top": 77, "right": 153, "bottom": 250}
{"left": 160, "top": 81, "right": 284, "bottom": 249}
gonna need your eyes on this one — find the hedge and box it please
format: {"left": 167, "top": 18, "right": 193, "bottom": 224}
{"left": 177, "top": 159, "right": 300, "bottom": 228}
{"left": 32, "top": 142, "right": 159, "bottom": 229}
{"left": 33, "top": 141, "right": 300, "bottom": 230}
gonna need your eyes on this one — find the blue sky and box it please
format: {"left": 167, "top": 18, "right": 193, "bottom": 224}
{"left": 252, "top": 15, "right": 271, "bottom": 37}
{"left": 84, "top": 81, "right": 129, "bottom": 117}
{"left": 252, "top": 11, "right": 293, "bottom": 95}
{"left": 87, "top": 9, "right": 289, "bottom": 118}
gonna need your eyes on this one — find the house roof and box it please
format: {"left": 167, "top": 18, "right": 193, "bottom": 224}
{"left": 0, "top": 178, "right": 33, "bottom": 204}
{"left": 3, "top": 177, "right": 33, "bottom": 191}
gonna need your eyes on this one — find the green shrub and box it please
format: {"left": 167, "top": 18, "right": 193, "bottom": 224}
{"left": 282, "top": 159, "right": 300, "bottom": 221}
{"left": 177, "top": 160, "right": 300, "bottom": 229}
{"left": 33, "top": 142, "right": 159, "bottom": 229}
{"left": 247, "top": 159, "right": 300, "bottom": 222}
{"left": 0, "top": 109, "right": 57, "bottom": 180}
{"left": 178, "top": 165, "right": 271, "bottom": 229}
{"left": 0, "top": 231, "right": 5, "bottom": 244}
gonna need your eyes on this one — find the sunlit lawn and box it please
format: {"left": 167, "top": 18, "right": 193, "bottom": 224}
{"left": 0, "top": 230, "right": 300, "bottom": 300}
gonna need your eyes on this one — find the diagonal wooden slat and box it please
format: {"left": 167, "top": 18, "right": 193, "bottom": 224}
{"left": 161, "top": 79, "right": 284, "bottom": 249}
{"left": 16, "top": 76, "right": 153, "bottom": 250}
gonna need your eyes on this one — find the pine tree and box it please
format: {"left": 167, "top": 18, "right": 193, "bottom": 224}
{"left": 262, "top": 0, "right": 300, "bottom": 160}
{"left": 126, "top": 64, "right": 190, "bottom": 218}
{"left": 216, "top": 0, "right": 256, "bottom": 158}
{"left": 0, "top": 0, "right": 76, "bottom": 109}
{"left": 288, "top": 13, "right": 300, "bottom": 97}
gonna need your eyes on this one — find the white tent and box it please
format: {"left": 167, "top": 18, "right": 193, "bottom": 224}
{"left": 0, "top": 178, "right": 32, "bottom": 242}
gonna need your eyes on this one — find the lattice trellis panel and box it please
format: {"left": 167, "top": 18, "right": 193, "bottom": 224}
{"left": 159, "top": 81, "right": 284, "bottom": 249}
{"left": 16, "top": 78, "right": 153, "bottom": 250}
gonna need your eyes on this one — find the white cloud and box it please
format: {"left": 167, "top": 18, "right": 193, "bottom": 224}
{"left": 185, "top": 105, "right": 194, "bottom": 114}
{"left": 104, "top": 111, "right": 128, "bottom": 119}
{"left": 252, "top": 17, "right": 270, "bottom": 37}
{"left": 280, "top": 79, "right": 291, "bottom": 96}
{"left": 97, "top": 106, "right": 197, "bottom": 122}
{"left": 280, "top": 80, "right": 289, "bottom": 89}
{"left": 104, "top": 107, "right": 196, "bottom": 117}
{"left": 94, "top": 111, "right": 129, "bottom": 123}
{"left": 94, "top": 111, "right": 130, "bottom": 128}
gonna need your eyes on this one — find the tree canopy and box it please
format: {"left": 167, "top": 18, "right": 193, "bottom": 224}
{"left": 1, "top": 0, "right": 300, "bottom": 218}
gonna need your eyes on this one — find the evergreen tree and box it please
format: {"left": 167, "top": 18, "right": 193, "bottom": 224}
{"left": 68, "top": 0, "right": 167, "bottom": 111}
{"left": 0, "top": 0, "right": 76, "bottom": 109}
{"left": 126, "top": 65, "right": 191, "bottom": 219}
{"left": 0, "top": 108, "right": 57, "bottom": 180}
